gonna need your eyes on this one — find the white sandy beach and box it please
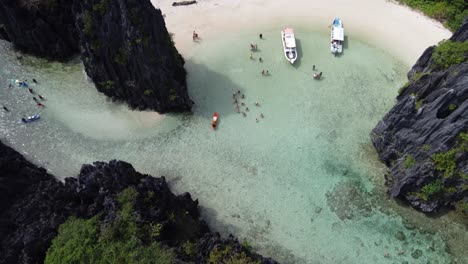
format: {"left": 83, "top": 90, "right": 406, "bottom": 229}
{"left": 152, "top": 0, "right": 451, "bottom": 65}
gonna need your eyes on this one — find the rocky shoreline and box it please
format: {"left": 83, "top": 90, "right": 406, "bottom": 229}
{"left": 371, "top": 19, "right": 468, "bottom": 213}
{"left": 0, "top": 0, "right": 192, "bottom": 113}
{"left": 0, "top": 140, "right": 276, "bottom": 264}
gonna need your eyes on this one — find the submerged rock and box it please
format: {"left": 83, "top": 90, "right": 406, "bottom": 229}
{"left": 74, "top": 0, "right": 193, "bottom": 112}
{"left": 326, "top": 181, "right": 373, "bottom": 220}
{"left": 0, "top": 140, "right": 276, "bottom": 264}
{"left": 395, "top": 231, "right": 406, "bottom": 241}
{"left": 411, "top": 249, "right": 423, "bottom": 259}
{"left": 371, "top": 19, "right": 468, "bottom": 213}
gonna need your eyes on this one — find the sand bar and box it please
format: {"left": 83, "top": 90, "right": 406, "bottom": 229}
{"left": 153, "top": 0, "right": 451, "bottom": 65}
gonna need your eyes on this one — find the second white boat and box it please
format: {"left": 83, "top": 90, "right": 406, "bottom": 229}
{"left": 281, "top": 27, "right": 297, "bottom": 64}
{"left": 331, "top": 18, "right": 344, "bottom": 54}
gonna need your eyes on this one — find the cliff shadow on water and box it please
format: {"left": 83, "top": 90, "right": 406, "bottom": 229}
{"left": 185, "top": 60, "right": 249, "bottom": 119}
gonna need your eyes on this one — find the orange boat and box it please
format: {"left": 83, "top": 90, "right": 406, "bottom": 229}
{"left": 212, "top": 112, "right": 219, "bottom": 129}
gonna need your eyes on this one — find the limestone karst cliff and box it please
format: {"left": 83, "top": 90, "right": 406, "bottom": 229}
{"left": 371, "top": 19, "right": 468, "bottom": 213}
{"left": 73, "top": 0, "right": 193, "bottom": 112}
{"left": 0, "top": 140, "right": 276, "bottom": 264}
{"left": 0, "top": 0, "right": 192, "bottom": 113}
{"left": 0, "top": 0, "right": 79, "bottom": 59}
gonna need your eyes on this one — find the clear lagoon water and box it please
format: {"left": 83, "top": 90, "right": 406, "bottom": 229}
{"left": 0, "top": 27, "right": 466, "bottom": 263}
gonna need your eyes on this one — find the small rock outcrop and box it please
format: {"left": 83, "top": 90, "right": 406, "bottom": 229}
{"left": 74, "top": 0, "right": 193, "bottom": 112}
{"left": 0, "top": 140, "right": 276, "bottom": 264}
{"left": 0, "top": 0, "right": 79, "bottom": 59}
{"left": 371, "top": 19, "right": 468, "bottom": 213}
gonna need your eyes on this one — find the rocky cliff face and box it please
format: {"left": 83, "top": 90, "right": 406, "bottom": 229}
{"left": 0, "top": 0, "right": 79, "bottom": 59}
{"left": 73, "top": 0, "right": 193, "bottom": 112}
{"left": 371, "top": 20, "right": 468, "bottom": 213}
{"left": 0, "top": 141, "right": 276, "bottom": 264}
{"left": 0, "top": 0, "right": 192, "bottom": 112}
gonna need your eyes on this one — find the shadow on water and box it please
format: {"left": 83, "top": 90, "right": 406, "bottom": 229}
{"left": 293, "top": 38, "right": 303, "bottom": 68}
{"left": 184, "top": 60, "right": 247, "bottom": 120}
{"left": 343, "top": 35, "right": 349, "bottom": 49}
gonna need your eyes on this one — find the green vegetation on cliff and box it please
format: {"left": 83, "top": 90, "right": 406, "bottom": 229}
{"left": 397, "top": 0, "right": 467, "bottom": 31}
{"left": 413, "top": 133, "right": 467, "bottom": 203}
{"left": 419, "top": 180, "right": 444, "bottom": 201}
{"left": 432, "top": 132, "right": 467, "bottom": 178}
{"left": 208, "top": 245, "right": 261, "bottom": 264}
{"left": 44, "top": 187, "right": 176, "bottom": 264}
{"left": 431, "top": 40, "right": 468, "bottom": 69}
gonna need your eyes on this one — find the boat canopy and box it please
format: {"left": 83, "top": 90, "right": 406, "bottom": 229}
{"left": 333, "top": 18, "right": 342, "bottom": 27}
{"left": 332, "top": 27, "right": 344, "bottom": 41}
{"left": 283, "top": 28, "right": 296, "bottom": 48}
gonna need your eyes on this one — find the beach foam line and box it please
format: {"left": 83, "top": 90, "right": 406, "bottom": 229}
{"left": 152, "top": 0, "right": 451, "bottom": 65}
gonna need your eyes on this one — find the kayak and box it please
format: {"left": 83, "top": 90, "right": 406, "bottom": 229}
{"left": 21, "top": 115, "right": 40, "bottom": 123}
{"left": 211, "top": 112, "right": 218, "bottom": 129}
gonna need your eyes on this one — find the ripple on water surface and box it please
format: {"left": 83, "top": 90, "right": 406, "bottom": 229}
{"left": 0, "top": 28, "right": 465, "bottom": 263}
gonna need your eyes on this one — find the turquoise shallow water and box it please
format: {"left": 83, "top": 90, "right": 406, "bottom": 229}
{"left": 0, "top": 27, "right": 466, "bottom": 263}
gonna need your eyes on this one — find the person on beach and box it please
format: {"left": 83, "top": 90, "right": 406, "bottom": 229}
{"left": 242, "top": 112, "right": 246, "bottom": 117}
{"left": 8, "top": 84, "right": 12, "bottom": 88}
{"left": 249, "top": 53, "right": 253, "bottom": 60}
{"left": 36, "top": 102, "right": 45, "bottom": 107}
{"left": 33, "top": 97, "right": 38, "bottom": 101}
{"left": 237, "top": 90, "right": 241, "bottom": 94}
{"left": 266, "top": 70, "right": 269, "bottom": 75}
{"left": 255, "top": 102, "right": 260, "bottom": 106}
{"left": 3, "top": 106, "right": 9, "bottom": 112}
{"left": 261, "top": 70, "right": 265, "bottom": 75}
{"left": 246, "top": 107, "right": 249, "bottom": 111}
{"left": 260, "top": 113, "right": 264, "bottom": 118}
{"left": 28, "top": 88, "right": 34, "bottom": 94}
{"left": 21, "top": 117, "right": 27, "bottom": 123}
{"left": 192, "top": 30, "right": 199, "bottom": 41}
{"left": 241, "top": 94, "right": 245, "bottom": 99}
{"left": 313, "top": 65, "right": 316, "bottom": 70}
{"left": 255, "top": 44, "right": 258, "bottom": 50}
{"left": 259, "top": 33, "right": 263, "bottom": 39}
{"left": 241, "top": 102, "right": 245, "bottom": 106}
{"left": 38, "top": 95, "right": 45, "bottom": 100}
{"left": 256, "top": 118, "right": 259, "bottom": 123}
{"left": 259, "top": 57, "right": 263, "bottom": 62}
{"left": 33, "top": 79, "right": 38, "bottom": 83}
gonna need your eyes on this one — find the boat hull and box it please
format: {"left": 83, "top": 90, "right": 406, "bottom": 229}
{"left": 22, "top": 115, "right": 40, "bottom": 123}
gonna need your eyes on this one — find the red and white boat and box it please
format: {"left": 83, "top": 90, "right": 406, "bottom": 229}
{"left": 212, "top": 112, "right": 219, "bottom": 129}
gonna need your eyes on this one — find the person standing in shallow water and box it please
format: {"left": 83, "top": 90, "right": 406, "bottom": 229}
{"left": 259, "top": 33, "right": 263, "bottom": 39}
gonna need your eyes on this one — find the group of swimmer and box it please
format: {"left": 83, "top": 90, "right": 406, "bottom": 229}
{"left": 20, "top": 79, "right": 46, "bottom": 107}
{"left": 232, "top": 90, "right": 264, "bottom": 123}
{"left": 312, "top": 65, "right": 323, "bottom": 79}
{"left": 250, "top": 44, "right": 258, "bottom": 51}
{"left": 2, "top": 78, "right": 47, "bottom": 122}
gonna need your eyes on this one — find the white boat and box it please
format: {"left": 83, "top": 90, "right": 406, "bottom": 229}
{"left": 281, "top": 27, "right": 297, "bottom": 64}
{"left": 330, "top": 18, "right": 344, "bottom": 54}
